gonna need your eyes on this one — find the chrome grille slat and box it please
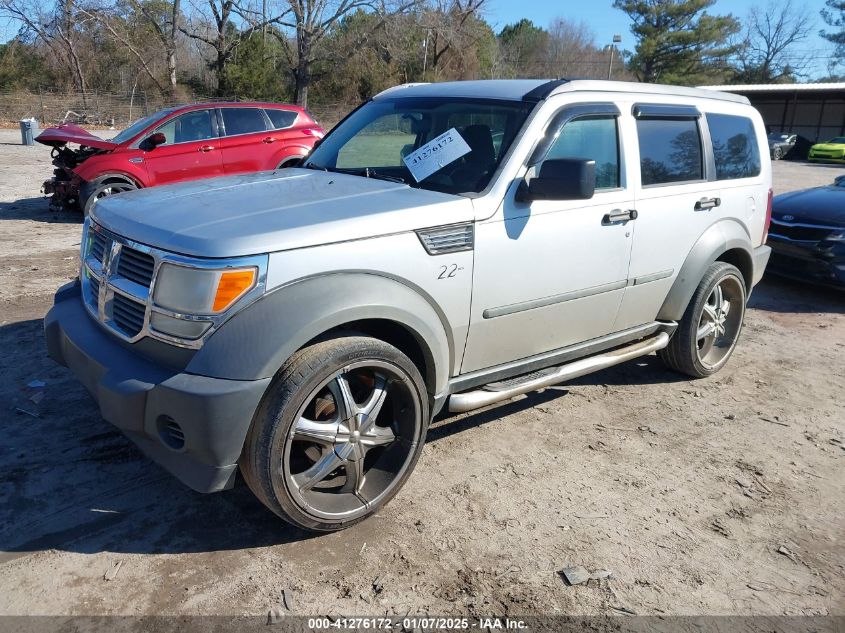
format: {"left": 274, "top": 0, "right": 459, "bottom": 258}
{"left": 112, "top": 294, "right": 146, "bottom": 336}
{"left": 116, "top": 248, "right": 155, "bottom": 286}
{"left": 90, "top": 232, "right": 107, "bottom": 262}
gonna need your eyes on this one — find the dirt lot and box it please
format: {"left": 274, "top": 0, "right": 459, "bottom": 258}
{"left": 0, "top": 128, "right": 843, "bottom": 621}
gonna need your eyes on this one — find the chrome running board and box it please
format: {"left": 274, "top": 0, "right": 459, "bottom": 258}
{"left": 447, "top": 332, "right": 670, "bottom": 413}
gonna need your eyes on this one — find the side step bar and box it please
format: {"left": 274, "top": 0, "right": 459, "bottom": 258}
{"left": 447, "top": 332, "right": 670, "bottom": 413}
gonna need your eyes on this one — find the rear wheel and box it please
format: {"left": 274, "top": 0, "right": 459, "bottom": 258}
{"left": 772, "top": 146, "right": 783, "bottom": 160}
{"left": 83, "top": 179, "right": 137, "bottom": 217}
{"left": 240, "top": 334, "right": 429, "bottom": 531}
{"left": 659, "top": 262, "right": 746, "bottom": 378}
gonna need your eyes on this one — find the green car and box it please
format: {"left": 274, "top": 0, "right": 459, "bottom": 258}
{"left": 808, "top": 136, "right": 845, "bottom": 163}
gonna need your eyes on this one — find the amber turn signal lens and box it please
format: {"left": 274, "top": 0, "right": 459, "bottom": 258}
{"left": 213, "top": 269, "right": 256, "bottom": 312}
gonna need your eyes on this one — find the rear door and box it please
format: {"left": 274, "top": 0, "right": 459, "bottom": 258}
{"left": 613, "top": 103, "right": 722, "bottom": 331}
{"left": 218, "top": 107, "right": 275, "bottom": 174}
{"left": 143, "top": 108, "right": 223, "bottom": 186}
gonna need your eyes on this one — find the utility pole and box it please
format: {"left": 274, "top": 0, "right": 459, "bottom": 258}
{"left": 422, "top": 33, "right": 429, "bottom": 80}
{"left": 607, "top": 34, "right": 622, "bottom": 80}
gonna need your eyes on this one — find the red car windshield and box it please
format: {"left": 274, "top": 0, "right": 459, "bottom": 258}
{"left": 111, "top": 107, "right": 179, "bottom": 145}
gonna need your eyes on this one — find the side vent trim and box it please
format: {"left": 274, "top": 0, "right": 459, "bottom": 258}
{"left": 416, "top": 223, "right": 474, "bottom": 255}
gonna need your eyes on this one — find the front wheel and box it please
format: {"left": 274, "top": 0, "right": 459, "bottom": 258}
{"left": 772, "top": 146, "right": 783, "bottom": 160}
{"left": 240, "top": 334, "right": 429, "bottom": 531}
{"left": 83, "top": 180, "right": 137, "bottom": 217}
{"left": 659, "top": 262, "right": 747, "bottom": 378}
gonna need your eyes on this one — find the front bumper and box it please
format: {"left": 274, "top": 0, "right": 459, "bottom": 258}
{"left": 766, "top": 237, "right": 845, "bottom": 288}
{"left": 44, "top": 281, "right": 271, "bottom": 492}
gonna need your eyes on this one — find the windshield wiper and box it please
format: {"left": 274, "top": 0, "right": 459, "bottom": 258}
{"left": 308, "top": 165, "right": 409, "bottom": 185}
{"left": 363, "top": 168, "right": 408, "bottom": 185}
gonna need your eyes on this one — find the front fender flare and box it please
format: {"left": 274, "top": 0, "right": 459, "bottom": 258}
{"left": 186, "top": 273, "right": 452, "bottom": 395}
{"left": 657, "top": 219, "right": 753, "bottom": 321}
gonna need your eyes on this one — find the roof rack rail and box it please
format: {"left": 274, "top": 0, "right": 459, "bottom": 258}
{"left": 522, "top": 79, "right": 569, "bottom": 102}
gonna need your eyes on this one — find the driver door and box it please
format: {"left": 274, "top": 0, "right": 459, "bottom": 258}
{"left": 461, "top": 107, "right": 636, "bottom": 373}
{"left": 143, "top": 108, "right": 224, "bottom": 186}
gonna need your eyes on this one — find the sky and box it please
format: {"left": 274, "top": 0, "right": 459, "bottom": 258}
{"left": 0, "top": 0, "right": 839, "bottom": 80}
{"left": 485, "top": 0, "right": 837, "bottom": 80}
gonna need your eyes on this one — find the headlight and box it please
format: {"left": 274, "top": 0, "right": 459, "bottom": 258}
{"left": 153, "top": 263, "right": 257, "bottom": 315}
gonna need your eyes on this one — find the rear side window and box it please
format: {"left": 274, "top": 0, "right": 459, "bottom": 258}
{"left": 265, "top": 109, "right": 298, "bottom": 130}
{"left": 546, "top": 116, "right": 620, "bottom": 189}
{"left": 221, "top": 108, "right": 268, "bottom": 135}
{"left": 706, "top": 113, "right": 761, "bottom": 180}
{"left": 637, "top": 118, "right": 703, "bottom": 186}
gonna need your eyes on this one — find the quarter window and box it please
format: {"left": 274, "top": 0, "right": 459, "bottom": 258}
{"left": 637, "top": 118, "right": 703, "bottom": 186}
{"left": 265, "top": 109, "right": 298, "bottom": 130}
{"left": 221, "top": 108, "right": 268, "bottom": 135}
{"left": 545, "top": 116, "right": 620, "bottom": 189}
{"left": 154, "top": 110, "right": 215, "bottom": 145}
{"left": 706, "top": 113, "right": 761, "bottom": 180}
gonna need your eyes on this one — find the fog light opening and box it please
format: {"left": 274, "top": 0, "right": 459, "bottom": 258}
{"left": 157, "top": 415, "right": 186, "bottom": 451}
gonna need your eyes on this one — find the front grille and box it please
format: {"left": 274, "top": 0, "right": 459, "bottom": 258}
{"left": 116, "top": 247, "right": 155, "bottom": 286}
{"left": 88, "top": 275, "right": 100, "bottom": 305}
{"left": 91, "top": 231, "right": 107, "bottom": 262}
{"left": 112, "top": 293, "right": 146, "bottom": 336}
{"left": 770, "top": 221, "right": 839, "bottom": 242}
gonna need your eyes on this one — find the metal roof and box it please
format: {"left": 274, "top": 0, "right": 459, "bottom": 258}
{"left": 375, "top": 79, "right": 749, "bottom": 104}
{"left": 700, "top": 83, "right": 845, "bottom": 93}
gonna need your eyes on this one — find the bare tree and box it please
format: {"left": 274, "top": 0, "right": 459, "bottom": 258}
{"left": 271, "top": 0, "right": 418, "bottom": 107}
{"left": 180, "top": 0, "right": 289, "bottom": 95}
{"left": 77, "top": 0, "right": 182, "bottom": 98}
{"left": 733, "top": 0, "right": 813, "bottom": 82}
{"left": 1, "top": 0, "right": 91, "bottom": 100}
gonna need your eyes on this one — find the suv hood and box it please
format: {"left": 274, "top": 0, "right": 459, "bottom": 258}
{"left": 35, "top": 123, "right": 116, "bottom": 150}
{"left": 91, "top": 169, "right": 475, "bottom": 257}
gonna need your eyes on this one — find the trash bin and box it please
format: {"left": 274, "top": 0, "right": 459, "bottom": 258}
{"left": 19, "top": 118, "right": 39, "bottom": 146}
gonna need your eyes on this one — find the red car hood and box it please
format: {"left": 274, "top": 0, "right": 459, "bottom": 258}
{"left": 35, "top": 124, "right": 116, "bottom": 150}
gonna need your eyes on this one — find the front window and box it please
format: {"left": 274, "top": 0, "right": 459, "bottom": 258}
{"left": 544, "top": 116, "right": 620, "bottom": 189}
{"left": 303, "top": 97, "right": 534, "bottom": 195}
{"left": 827, "top": 137, "right": 845, "bottom": 144}
{"left": 154, "top": 110, "right": 216, "bottom": 145}
{"left": 112, "top": 108, "right": 178, "bottom": 144}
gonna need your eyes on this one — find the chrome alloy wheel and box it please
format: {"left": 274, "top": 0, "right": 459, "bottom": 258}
{"left": 275, "top": 360, "right": 422, "bottom": 522}
{"left": 695, "top": 276, "right": 744, "bottom": 370}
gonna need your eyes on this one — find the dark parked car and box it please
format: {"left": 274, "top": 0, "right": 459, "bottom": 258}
{"left": 36, "top": 102, "right": 324, "bottom": 215}
{"left": 767, "top": 132, "right": 797, "bottom": 160}
{"left": 767, "top": 175, "right": 845, "bottom": 288}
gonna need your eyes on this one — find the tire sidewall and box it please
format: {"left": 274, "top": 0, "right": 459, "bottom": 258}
{"left": 684, "top": 265, "right": 746, "bottom": 377}
{"left": 249, "top": 337, "right": 429, "bottom": 531}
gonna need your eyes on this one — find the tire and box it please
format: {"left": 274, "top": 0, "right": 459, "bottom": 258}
{"left": 82, "top": 179, "right": 137, "bottom": 217}
{"left": 772, "top": 146, "right": 783, "bottom": 160}
{"left": 276, "top": 157, "right": 303, "bottom": 169}
{"left": 240, "top": 334, "right": 430, "bottom": 531}
{"left": 659, "top": 262, "right": 746, "bottom": 378}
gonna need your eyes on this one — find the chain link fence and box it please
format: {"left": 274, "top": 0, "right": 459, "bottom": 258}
{"left": 0, "top": 89, "right": 352, "bottom": 130}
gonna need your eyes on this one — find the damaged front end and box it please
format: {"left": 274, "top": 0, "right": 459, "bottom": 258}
{"left": 36, "top": 124, "right": 115, "bottom": 212}
{"left": 42, "top": 145, "right": 106, "bottom": 211}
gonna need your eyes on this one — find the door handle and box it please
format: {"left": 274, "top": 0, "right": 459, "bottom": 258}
{"left": 695, "top": 197, "right": 721, "bottom": 211}
{"left": 262, "top": 137, "right": 276, "bottom": 144}
{"left": 198, "top": 145, "right": 215, "bottom": 152}
{"left": 602, "top": 208, "right": 638, "bottom": 224}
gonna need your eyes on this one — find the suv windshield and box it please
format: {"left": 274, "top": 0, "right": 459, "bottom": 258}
{"left": 768, "top": 133, "right": 790, "bottom": 141}
{"left": 112, "top": 107, "right": 179, "bottom": 145}
{"left": 304, "top": 97, "right": 534, "bottom": 195}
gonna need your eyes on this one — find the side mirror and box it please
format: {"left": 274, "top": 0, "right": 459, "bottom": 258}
{"left": 518, "top": 158, "right": 596, "bottom": 202}
{"left": 145, "top": 132, "right": 167, "bottom": 149}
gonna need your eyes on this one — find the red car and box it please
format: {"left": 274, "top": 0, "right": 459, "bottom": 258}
{"left": 36, "top": 102, "right": 324, "bottom": 215}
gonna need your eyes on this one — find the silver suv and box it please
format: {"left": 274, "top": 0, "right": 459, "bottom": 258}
{"left": 45, "top": 80, "right": 772, "bottom": 531}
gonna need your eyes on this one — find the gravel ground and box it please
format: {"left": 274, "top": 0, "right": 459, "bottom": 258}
{"left": 0, "top": 128, "right": 843, "bottom": 621}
